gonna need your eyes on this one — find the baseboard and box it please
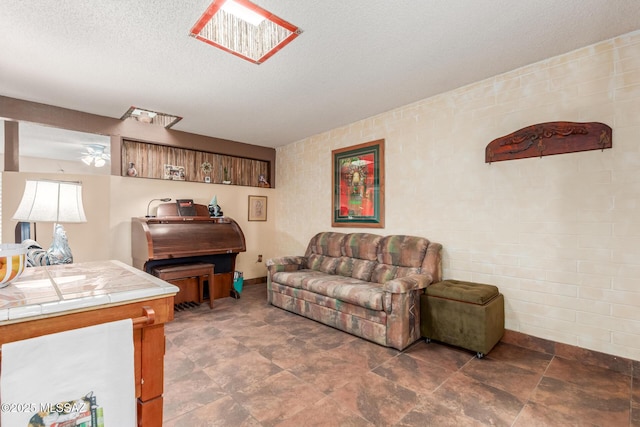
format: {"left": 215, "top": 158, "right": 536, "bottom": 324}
{"left": 243, "top": 276, "right": 267, "bottom": 286}
{"left": 501, "top": 329, "right": 639, "bottom": 376}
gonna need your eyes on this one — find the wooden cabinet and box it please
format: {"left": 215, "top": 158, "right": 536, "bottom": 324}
{"left": 212, "top": 271, "right": 233, "bottom": 300}
{"left": 0, "top": 296, "right": 174, "bottom": 426}
{"left": 0, "top": 260, "right": 178, "bottom": 427}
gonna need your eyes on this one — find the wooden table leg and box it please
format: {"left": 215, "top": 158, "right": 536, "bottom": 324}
{"left": 139, "top": 324, "right": 165, "bottom": 426}
{"left": 137, "top": 396, "right": 163, "bottom": 427}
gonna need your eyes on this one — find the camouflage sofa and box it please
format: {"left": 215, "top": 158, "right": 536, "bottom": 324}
{"left": 266, "top": 232, "right": 442, "bottom": 351}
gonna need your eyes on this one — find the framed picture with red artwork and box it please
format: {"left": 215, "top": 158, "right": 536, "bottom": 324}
{"left": 331, "top": 139, "right": 385, "bottom": 228}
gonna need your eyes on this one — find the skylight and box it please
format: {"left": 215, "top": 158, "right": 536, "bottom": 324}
{"left": 220, "top": 1, "right": 265, "bottom": 26}
{"left": 189, "top": 0, "right": 302, "bottom": 64}
{"left": 120, "top": 107, "right": 182, "bottom": 128}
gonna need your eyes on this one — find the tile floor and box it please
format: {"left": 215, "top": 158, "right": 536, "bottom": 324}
{"left": 163, "top": 283, "right": 640, "bottom": 426}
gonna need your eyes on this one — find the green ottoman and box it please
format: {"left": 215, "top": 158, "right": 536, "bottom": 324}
{"left": 420, "top": 280, "right": 504, "bottom": 358}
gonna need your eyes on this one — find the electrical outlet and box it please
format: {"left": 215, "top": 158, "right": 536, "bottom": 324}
{"left": 257, "top": 254, "right": 263, "bottom": 263}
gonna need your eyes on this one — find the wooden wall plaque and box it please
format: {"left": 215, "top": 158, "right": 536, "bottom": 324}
{"left": 486, "top": 121, "right": 612, "bottom": 163}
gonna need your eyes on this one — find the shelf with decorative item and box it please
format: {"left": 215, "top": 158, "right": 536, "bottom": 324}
{"left": 121, "top": 139, "right": 270, "bottom": 187}
{"left": 201, "top": 161, "right": 212, "bottom": 183}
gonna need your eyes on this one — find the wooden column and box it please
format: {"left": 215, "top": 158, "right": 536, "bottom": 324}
{"left": 4, "top": 120, "right": 19, "bottom": 172}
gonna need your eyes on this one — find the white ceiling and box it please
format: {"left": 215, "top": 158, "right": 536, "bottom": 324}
{"left": 2, "top": 0, "right": 640, "bottom": 151}
{"left": 0, "top": 122, "right": 110, "bottom": 162}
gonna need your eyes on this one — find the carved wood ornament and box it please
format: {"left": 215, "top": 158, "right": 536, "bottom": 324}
{"left": 485, "top": 121, "right": 612, "bottom": 163}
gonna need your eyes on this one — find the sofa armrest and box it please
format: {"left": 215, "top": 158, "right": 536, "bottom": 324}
{"left": 266, "top": 256, "right": 308, "bottom": 273}
{"left": 383, "top": 273, "right": 434, "bottom": 293}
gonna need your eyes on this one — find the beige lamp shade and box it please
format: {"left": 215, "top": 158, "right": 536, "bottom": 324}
{"left": 12, "top": 180, "right": 87, "bottom": 223}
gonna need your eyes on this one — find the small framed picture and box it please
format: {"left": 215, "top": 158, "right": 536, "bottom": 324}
{"left": 248, "top": 195, "right": 267, "bottom": 221}
{"left": 164, "top": 164, "right": 185, "bottom": 181}
{"left": 204, "top": 176, "right": 211, "bottom": 183}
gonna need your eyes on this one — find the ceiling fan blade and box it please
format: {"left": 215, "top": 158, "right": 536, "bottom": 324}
{"left": 79, "top": 144, "right": 109, "bottom": 166}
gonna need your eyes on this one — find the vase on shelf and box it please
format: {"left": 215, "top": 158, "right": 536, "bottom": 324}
{"left": 127, "top": 162, "right": 138, "bottom": 177}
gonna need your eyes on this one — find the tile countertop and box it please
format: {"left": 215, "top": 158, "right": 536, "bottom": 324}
{"left": 0, "top": 260, "right": 179, "bottom": 323}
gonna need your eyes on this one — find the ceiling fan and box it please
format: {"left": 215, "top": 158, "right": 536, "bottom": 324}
{"left": 81, "top": 144, "right": 110, "bottom": 167}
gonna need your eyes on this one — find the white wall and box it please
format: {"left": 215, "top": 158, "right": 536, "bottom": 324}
{"left": 2, "top": 171, "right": 111, "bottom": 262}
{"left": 1, "top": 172, "right": 276, "bottom": 280}
{"left": 274, "top": 31, "right": 640, "bottom": 361}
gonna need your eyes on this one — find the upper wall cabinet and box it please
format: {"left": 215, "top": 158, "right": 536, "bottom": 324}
{"left": 122, "top": 139, "right": 270, "bottom": 187}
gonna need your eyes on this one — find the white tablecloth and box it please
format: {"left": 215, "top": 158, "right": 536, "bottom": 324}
{"left": 1, "top": 319, "right": 136, "bottom": 426}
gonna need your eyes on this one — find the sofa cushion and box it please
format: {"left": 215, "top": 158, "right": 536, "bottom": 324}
{"left": 306, "top": 232, "right": 346, "bottom": 257}
{"left": 371, "top": 264, "right": 396, "bottom": 284}
{"left": 335, "top": 257, "right": 376, "bottom": 282}
{"left": 335, "top": 257, "right": 354, "bottom": 277}
{"left": 271, "top": 270, "right": 384, "bottom": 310}
{"left": 371, "top": 264, "right": 422, "bottom": 284}
{"left": 351, "top": 259, "right": 376, "bottom": 281}
{"left": 308, "top": 253, "right": 340, "bottom": 274}
{"left": 343, "top": 233, "right": 382, "bottom": 261}
{"left": 305, "top": 275, "right": 384, "bottom": 310}
{"left": 378, "top": 235, "right": 429, "bottom": 268}
{"left": 270, "top": 282, "right": 387, "bottom": 324}
{"left": 271, "top": 269, "right": 330, "bottom": 290}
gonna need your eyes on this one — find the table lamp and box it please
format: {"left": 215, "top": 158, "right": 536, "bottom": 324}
{"left": 12, "top": 180, "right": 87, "bottom": 265}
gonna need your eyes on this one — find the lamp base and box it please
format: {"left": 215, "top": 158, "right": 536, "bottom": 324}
{"left": 46, "top": 224, "right": 74, "bottom": 265}
{"left": 21, "top": 224, "right": 73, "bottom": 266}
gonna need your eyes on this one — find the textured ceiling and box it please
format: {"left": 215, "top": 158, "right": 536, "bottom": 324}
{"left": 2, "top": 0, "right": 640, "bottom": 151}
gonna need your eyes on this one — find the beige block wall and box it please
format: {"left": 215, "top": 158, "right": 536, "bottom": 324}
{"left": 274, "top": 31, "right": 640, "bottom": 361}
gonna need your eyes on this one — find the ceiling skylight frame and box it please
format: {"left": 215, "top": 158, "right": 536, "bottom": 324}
{"left": 120, "top": 106, "right": 183, "bottom": 129}
{"left": 189, "top": 0, "right": 302, "bottom": 64}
